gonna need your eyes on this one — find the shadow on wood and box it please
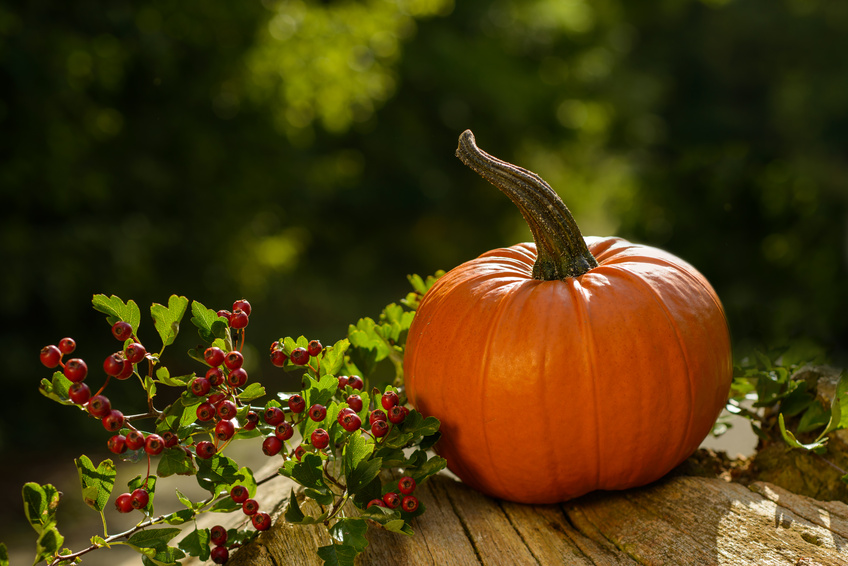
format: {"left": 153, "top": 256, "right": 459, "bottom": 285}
{"left": 182, "top": 452, "right": 848, "bottom": 566}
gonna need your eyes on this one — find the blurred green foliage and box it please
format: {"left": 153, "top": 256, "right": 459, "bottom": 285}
{"left": 1, "top": 0, "right": 847, "bottom": 514}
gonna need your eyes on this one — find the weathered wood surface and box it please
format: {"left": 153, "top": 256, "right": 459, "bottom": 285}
{"left": 183, "top": 454, "right": 848, "bottom": 566}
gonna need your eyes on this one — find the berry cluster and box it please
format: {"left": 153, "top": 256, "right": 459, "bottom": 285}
{"left": 366, "top": 475, "right": 419, "bottom": 513}
{"left": 269, "top": 339, "right": 323, "bottom": 367}
{"left": 216, "top": 299, "right": 251, "bottom": 330}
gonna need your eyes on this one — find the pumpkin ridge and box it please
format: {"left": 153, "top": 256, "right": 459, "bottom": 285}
{"left": 475, "top": 279, "right": 535, "bottom": 501}
{"left": 600, "top": 264, "right": 697, "bottom": 474}
{"left": 567, "top": 278, "right": 602, "bottom": 494}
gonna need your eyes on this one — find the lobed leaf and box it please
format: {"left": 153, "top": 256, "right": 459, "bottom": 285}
{"left": 190, "top": 300, "right": 228, "bottom": 344}
{"left": 150, "top": 295, "right": 188, "bottom": 348}
{"left": 75, "top": 455, "right": 116, "bottom": 513}
{"left": 22, "top": 482, "right": 61, "bottom": 534}
{"left": 178, "top": 528, "right": 210, "bottom": 561}
{"left": 92, "top": 294, "right": 141, "bottom": 333}
{"left": 317, "top": 543, "right": 359, "bottom": 566}
{"left": 157, "top": 448, "right": 197, "bottom": 477}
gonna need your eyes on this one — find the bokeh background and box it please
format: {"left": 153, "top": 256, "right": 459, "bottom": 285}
{"left": 2, "top": 0, "right": 847, "bottom": 561}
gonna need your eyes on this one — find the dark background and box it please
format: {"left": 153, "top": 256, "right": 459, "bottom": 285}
{"left": 2, "top": 0, "right": 847, "bottom": 557}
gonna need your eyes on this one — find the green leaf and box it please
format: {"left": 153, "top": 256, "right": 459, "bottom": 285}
{"left": 178, "top": 528, "right": 210, "bottom": 561}
{"left": 127, "top": 528, "right": 181, "bottom": 548}
{"left": 155, "top": 367, "right": 193, "bottom": 387}
{"left": 162, "top": 509, "right": 195, "bottom": 525}
{"left": 92, "top": 294, "right": 141, "bottom": 333}
{"left": 0, "top": 543, "right": 8, "bottom": 566}
{"left": 196, "top": 454, "right": 244, "bottom": 495}
{"left": 317, "top": 543, "right": 359, "bottom": 566}
{"left": 281, "top": 453, "right": 328, "bottom": 492}
{"left": 347, "top": 457, "right": 382, "bottom": 494}
{"left": 190, "top": 300, "right": 228, "bottom": 343}
{"left": 409, "top": 455, "right": 447, "bottom": 485}
{"left": 329, "top": 518, "right": 369, "bottom": 552}
{"left": 779, "top": 413, "right": 827, "bottom": 452}
{"left": 175, "top": 488, "right": 195, "bottom": 509}
{"left": 38, "top": 371, "right": 76, "bottom": 405}
{"left": 318, "top": 339, "right": 350, "bottom": 377}
{"left": 158, "top": 393, "right": 199, "bottom": 432}
{"left": 284, "top": 488, "right": 321, "bottom": 525}
{"left": 238, "top": 382, "right": 266, "bottom": 402}
{"left": 157, "top": 448, "right": 197, "bottom": 477}
{"left": 75, "top": 455, "right": 116, "bottom": 513}
{"left": 343, "top": 431, "right": 374, "bottom": 476}
{"left": 22, "top": 482, "right": 61, "bottom": 535}
{"left": 821, "top": 372, "right": 848, "bottom": 436}
{"left": 150, "top": 295, "right": 188, "bottom": 347}
{"left": 798, "top": 401, "right": 831, "bottom": 433}
{"left": 35, "top": 524, "right": 65, "bottom": 564}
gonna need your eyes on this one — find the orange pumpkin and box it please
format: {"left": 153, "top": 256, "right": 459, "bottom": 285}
{"left": 404, "top": 130, "right": 732, "bottom": 504}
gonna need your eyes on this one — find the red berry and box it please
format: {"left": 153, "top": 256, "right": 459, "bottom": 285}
{"left": 270, "top": 349, "right": 287, "bottom": 367}
{"left": 401, "top": 495, "right": 419, "bottom": 513}
{"left": 230, "top": 485, "right": 249, "bottom": 503}
{"left": 130, "top": 488, "right": 149, "bottom": 509}
{"left": 162, "top": 431, "right": 179, "bottom": 447}
{"left": 308, "top": 404, "right": 326, "bottom": 422}
{"left": 215, "top": 420, "right": 235, "bottom": 441}
{"left": 381, "top": 391, "right": 399, "bottom": 410}
{"left": 311, "top": 428, "right": 329, "bottom": 449}
{"left": 369, "top": 410, "right": 387, "bottom": 426}
{"left": 290, "top": 347, "right": 309, "bottom": 366}
{"left": 346, "top": 395, "right": 363, "bottom": 412}
{"left": 196, "top": 440, "right": 216, "bottom": 459}
{"left": 112, "top": 321, "right": 133, "bottom": 341}
{"left": 243, "top": 411, "right": 259, "bottom": 430}
{"left": 116, "top": 359, "right": 134, "bottom": 380}
{"left": 115, "top": 492, "right": 133, "bottom": 513}
{"left": 340, "top": 413, "right": 362, "bottom": 433}
{"left": 87, "top": 395, "right": 111, "bottom": 418}
{"left": 40, "top": 345, "right": 62, "bottom": 368}
{"left": 366, "top": 499, "right": 386, "bottom": 509}
{"left": 262, "top": 435, "right": 283, "bottom": 456}
{"left": 224, "top": 351, "right": 244, "bottom": 370}
{"left": 190, "top": 377, "right": 211, "bottom": 397}
{"left": 383, "top": 492, "right": 401, "bottom": 509}
{"left": 206, "top": 367, "right": 225, "bottom": 386}
{"left": 398, "top": 476, "right": 416, "bottom": 495}
{"left": 216, "top": 310, "right": 232, "bottom": 323}
{"left": 347, "top": 375, "right": 364, "bottom": 390}
{"left": 232, "top": 299, "right": 251, "bottom": 316}
{"left": 252, "top": 512, "right": 272, "bottom": 531}
{"left": 102, "top": 410, "right": 125, "bottom": 432}
{"left": 196, "top": 402, "right": 216, "bottom": 422}
{"left": 64, "top": 358, "right": 88, "bottom": 382}
{"left": 204, "top": 347, "right": 225, "bottom": 367}
{"left": 263, "top": 406, "right": 284, "bottom": 425}
{"left": 210, "top": 525, "right": 228, "bottom": 546}
{"left": 229, "top": 309, "right": 249, "bottom": 329}
{"left": 337, "top": 375, "right": 349, "bottom": 389}
{"left": 210, "top": 545, "right": 229, "bottom": 564}
{"left": 68, "top": 382, "right": 91, "bottom": 404}
{"left": 307, "top": 340, "right": 323, "bottom": 356}
{"left": 226, "top": 367, "right": 248, "bottom": 387}
{"left": 274, "top": 421, "right": 294, "bottom": 441}
{"left": 337, "top": 407, "right": 356, "bottom": 422}
{"left": 294, "top": 445, "right": 306, "bottom": 460}
{"left": 208, "top": 392, "right": 227, "bottom": 406}
{"left": 103, "top": 353, "right": 125, "bottom": 377}
{"left": 242, "top": 498, "right": 259, "bottom": 516}
{"left": 287, "top": 394, "right": 305, "bottom": 413}
{"left": 58, "top": 338, "right": 76, "bottom": 354}
{"left": 371, "top": 420, "right": 389, "bottom": 437}
{"left": 125, "top": 343, "right": 146, "bottom": 364}
{"left": 145, "top": 434, "right": 165, "bottom": 455}
{"left": 125, "top": 430, "right": 145, "bottom": 450}
{"left": 388, "top": 405, "right": 408, "bottom": 425}
{"left": 107, "top": 434, "right": 127, "bottom": 454}
{"left": 217, "top": 400, "right": 237, "bottom": 420}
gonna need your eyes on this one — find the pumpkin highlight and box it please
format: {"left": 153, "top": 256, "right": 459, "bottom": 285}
{"left": 403, "top": 131, "right": 732, "bottom": 504}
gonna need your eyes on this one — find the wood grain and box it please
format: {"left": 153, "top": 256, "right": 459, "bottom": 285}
{"left": 182, "top": 457, "right": 848, "bottom": 565}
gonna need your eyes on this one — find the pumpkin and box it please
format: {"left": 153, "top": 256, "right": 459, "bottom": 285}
{"left": 403, "top": 130, "right": 732, "bottom": 504}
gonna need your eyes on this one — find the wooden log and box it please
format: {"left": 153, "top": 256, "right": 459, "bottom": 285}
{"left": 182, "top": 453, "right": 848, "bottom": 566}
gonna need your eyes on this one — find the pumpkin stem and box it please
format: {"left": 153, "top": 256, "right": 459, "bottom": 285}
{"left": 456, "top": 129, "right": 599, "bottom": 280}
